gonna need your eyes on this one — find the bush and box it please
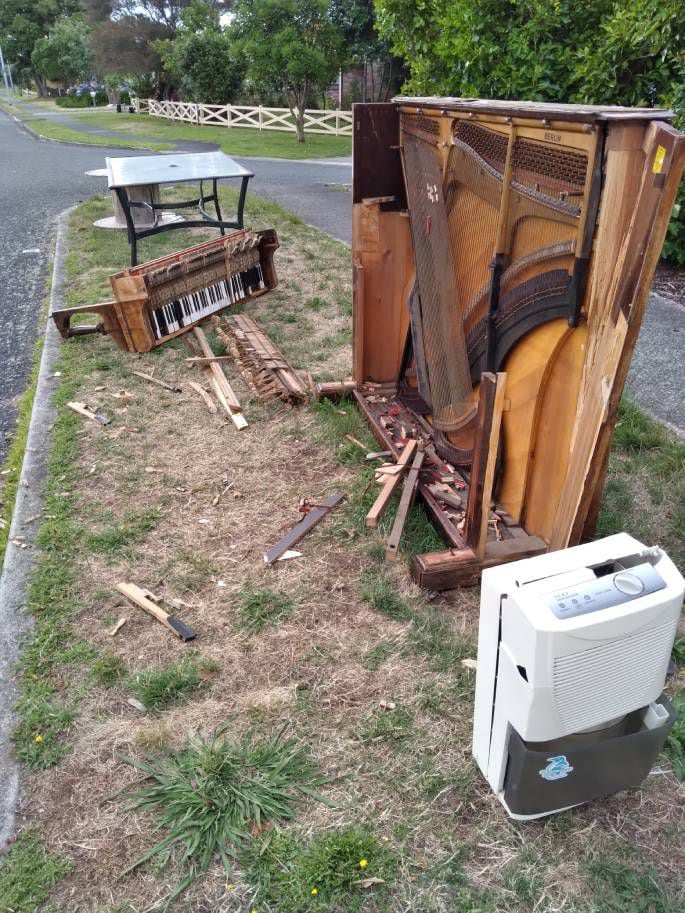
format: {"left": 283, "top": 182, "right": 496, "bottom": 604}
{"left": 662, "top": 189, "right": 685, "bottom": 266}
{"left": 120, "top": 90, "right": 130, "bottom": 106}
{"left": 56, "top": 91, "right": 109, "bottom": 108}
{"left": 56, "top": 94, "right": 90, "bottom": 108}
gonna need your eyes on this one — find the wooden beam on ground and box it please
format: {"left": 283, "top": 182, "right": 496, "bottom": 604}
{"left": 316, "top": 380, "right": 357, "bottom": 401}
{"left": 410, "top": 536, "right": 548, "bottom": 590}
{"left": 115, "top": 582, "right": 196, "bottom": 641}
{"left": 385, "top": 445, "right": 425, "bottom": 561}
{"left": 464, "top": 372, "right": 507, "bottom": 560}
{"left": 365, "top": 439, "right": 417, "bottom": 528}
{"left": 264, "top": 492, "right": 346, "bottom": 565}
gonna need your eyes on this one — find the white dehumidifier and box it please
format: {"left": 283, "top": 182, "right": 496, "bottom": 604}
{"left": 472, "top": 533, "right": 683, "bottom": 819}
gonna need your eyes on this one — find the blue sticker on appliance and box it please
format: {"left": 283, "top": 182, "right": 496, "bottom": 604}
{"left": 539, "top": 755, "right": 574, "bottom": 781}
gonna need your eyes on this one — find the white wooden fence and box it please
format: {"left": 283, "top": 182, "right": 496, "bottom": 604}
{"left": 133, "top": 97, "right": 352, "bottom": 136}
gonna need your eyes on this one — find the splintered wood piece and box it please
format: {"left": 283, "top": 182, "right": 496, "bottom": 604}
{"left": 385, "top": 446, "right": 425, "bottom": 561}
{"left": 109, "top": 617, "right": 127, "bottom": 637}
{"left": 115, "top": 582, "right": 196, "bottom": 641}
{"left": 67, "top": 401, "right": 110, "bottom": 425}
{"left": 345, "top": 434, "right": 368, "bottom": 451}
{"left": 465, "top": 373, "right": 507, "bottom": 560}
{"left": 264, "top": 492, "right": 346, "bottom": 565}
{"left": 365, "top": 439, "right": 418, "bottom": 528}
{"left": 187, "top": 381, "right": 217, "bottom": 414}
{"left": 132, "top": 371, "right": 182, "bottom": 392}
{"left": 193, "top": 327, "right": 242, "bottom": 411}
{"left": 427, "top": 484, "right": 463, "bottom": 510}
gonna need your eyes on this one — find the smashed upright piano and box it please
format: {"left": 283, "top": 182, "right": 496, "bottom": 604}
{"left": 352, "top": 97, "right": 685, "bottom": 589}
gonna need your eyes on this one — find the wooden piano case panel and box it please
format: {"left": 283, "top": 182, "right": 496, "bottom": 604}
{"left": 351, "top": 98, "right": 685, "bottom": 588}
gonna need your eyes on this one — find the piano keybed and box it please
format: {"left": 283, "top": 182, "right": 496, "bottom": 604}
{"left": 148, "top": 262, "right": 266, "bottom": 340}
{"left": 50, "top": 228, "right": 280, "bottom": 353}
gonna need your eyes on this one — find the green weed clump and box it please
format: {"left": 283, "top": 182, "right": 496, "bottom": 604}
{"left": 237, "top": 585, "right": 295, "bottom": 632}
{"left": 131, "top": 659, "right": 202, "bottom": 712}
{"left": 663, "top": 689, "right": 685, "bottom": 780}
{"left": 243, "top": 827, "right": 396, "bottom": 913}
{"left": 358, "top": 705, "right": 415, "bottom": 746}
{"left": 0, "top": 831, "right": 72, "bottom": 912}
{"left": 92, "top": 653, "right": 128, "bottom": 687}
{"left": 124, "top": 726, "right": 327, "bottom": 908}
{"left": 360, "top": 571, "right": 413, "bottom": 621}
{"left": 585, "top": 856, "right": 679, "bottom": 913}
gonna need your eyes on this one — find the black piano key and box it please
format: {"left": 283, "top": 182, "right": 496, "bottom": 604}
{"left": 173, "top": 300, "right": 184, "bottom": 327}
{"left": 156, "top": 306, "right": 168, "bottom": 337}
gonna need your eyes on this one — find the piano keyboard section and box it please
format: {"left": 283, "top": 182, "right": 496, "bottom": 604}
{"left": 150, "top": 264, "right": 265, "bottom": 340}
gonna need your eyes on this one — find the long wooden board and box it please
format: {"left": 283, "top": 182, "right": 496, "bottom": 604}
{"left": 385, "top": 447, "right": 425, "bottom": 561}
{"left": 366, "top": 439, "right": 418, "bottom": 527}
{"left": 264, "top": 492, "right": 346, "bottom": 564}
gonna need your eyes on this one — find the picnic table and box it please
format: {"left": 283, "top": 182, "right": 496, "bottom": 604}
{"left": 106, "top": 151, "right": 254, "bottom": 265}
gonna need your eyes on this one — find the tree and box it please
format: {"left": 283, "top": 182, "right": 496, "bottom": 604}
{"left": 0, "top": 0, "right": 82, "bottom": 94}
{"left": 156, "top": 0, "right": 245, "bottom": 103}
{"left": 32, "top": 17, "right": 93, "bottom": 88}
{"left": 329, "top": 0, "right": 403, "bottom": 102}
{"left": 232, "top": 0, "right": 343, "bottom": 142}
{"left": 374, "top": 0, "right": 685, "bottom": 106}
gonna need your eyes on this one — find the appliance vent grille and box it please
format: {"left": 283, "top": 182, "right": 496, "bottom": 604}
{"left": 553, "top": 619, "right": 676, "bottom": 732}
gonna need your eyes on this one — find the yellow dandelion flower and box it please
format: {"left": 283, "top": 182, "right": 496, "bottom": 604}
{"left": 34, "top": 735, "right": 43, "bottom": 744}
{"left": 311, "top": 887, "right": 318, "bottom": 895}
{"left": 359, "top": 858, "right": 368, "bottom": 869}
{"left": 225, "top": 882, "right": 234, "bottom": 892}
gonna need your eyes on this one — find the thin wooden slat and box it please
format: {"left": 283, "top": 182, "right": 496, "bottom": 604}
{"left": 365, "top": 439, "right": 417, "bottom": 527}
{"left": 116, "top": 582, "right": 196, "bottom": 641}
{"left": 385, "top": 447, "right": 425, "bottom": 561}
{"left": 264, "top": 493, "right": 346, "bottom": 564}
{"left": 465, "top": 373, "right": 497, "bottom": 553}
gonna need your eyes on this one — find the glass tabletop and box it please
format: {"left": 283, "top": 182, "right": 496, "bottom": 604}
{"left": 106, "top": 151, "right": 254, "bottom": 188}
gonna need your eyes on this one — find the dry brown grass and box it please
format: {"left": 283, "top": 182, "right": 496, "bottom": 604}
{"left": 14, "top": 195, "right": 685, "bottom": 913}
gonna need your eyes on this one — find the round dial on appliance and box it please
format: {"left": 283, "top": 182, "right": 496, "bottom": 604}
{"left": 613, "top": 571, "right": 644, "bottom": 596}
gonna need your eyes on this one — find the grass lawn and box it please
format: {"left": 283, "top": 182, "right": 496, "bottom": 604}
{"left": 25, "top": 117, "right": 174, "bottom": 151}
{"left": 4, "top": 98, "right": 352, "bottom": 158}
{"left": 0, "top": 189, "right": 683, "bottom": 913}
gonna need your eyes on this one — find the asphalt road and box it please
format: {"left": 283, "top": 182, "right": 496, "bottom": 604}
{"left": 0, "top": 106, "right": 683, "bottom": 467}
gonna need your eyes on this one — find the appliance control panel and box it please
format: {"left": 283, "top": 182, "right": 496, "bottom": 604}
{"left": 544, "top": 562, "right": 666, "bottom": 619}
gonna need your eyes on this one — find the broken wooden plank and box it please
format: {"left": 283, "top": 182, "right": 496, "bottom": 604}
{"left": 202, "top": 366, "right": 248, "bottom": 430}
{"left": 193, "top": 327, "right": 242, "bottom": 411}
{"left": 464, "top": 372, "right": 507, "bottom": 560}
{"left": 365, "top": 439, "right": 417, "bottom": 528}
{"left": 116, "top": 582, "right": 196, "bottom": 641}
{"left": 67, "top": 401, "right": 110, "bottom": 425}
{"left": 132, "top": 371, "right": 182, "bottom": 393}
{"left": 264, "top": 492, "right": 346, "bottom": 565}
{"left": 187, "top": 381, "right": 217, "bottom": 414}
{"left": 385, "top": 446, "right": 425, "bottom": 561}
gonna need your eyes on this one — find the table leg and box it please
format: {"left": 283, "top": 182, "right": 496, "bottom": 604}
{"left": 213, "top": 178, "right": 225, "bottom": 236}
{"left": 114, "top": 186, "right": 138, "bottom": 266}
{"left": 236, "top": 176, "right": 249, "bottom": 229}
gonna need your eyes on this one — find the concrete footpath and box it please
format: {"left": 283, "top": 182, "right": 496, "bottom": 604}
{"left": 0, "top": 209, "right": 70, "bottom": 847}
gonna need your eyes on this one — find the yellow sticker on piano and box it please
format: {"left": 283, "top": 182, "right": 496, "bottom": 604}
{"left": 652, "top": 145, "right": 666, "bottom": 174}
